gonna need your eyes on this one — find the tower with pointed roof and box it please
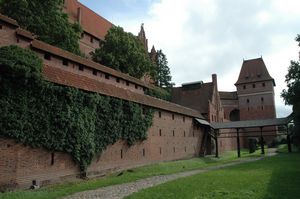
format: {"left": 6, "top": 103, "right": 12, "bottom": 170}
{"left": 138, "top": 23, "right": 148, "bottom": 52}
{"left": 235, "top": 57, "right": 276, "bottom": 120}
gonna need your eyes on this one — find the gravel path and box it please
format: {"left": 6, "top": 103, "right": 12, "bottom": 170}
{"left": 63, "top": 154, "right": 273, "bottom": 199}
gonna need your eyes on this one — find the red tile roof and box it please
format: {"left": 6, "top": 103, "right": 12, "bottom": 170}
{"left": 16, "top": 28, "right": 36, "bottom": 40}
{"left": 43, "top": 65, "right": 204, "bottom": 118}
{"left": 64, "top": 0, "right": 113, "bottom": 40}
{"left": 235, "top": 58, "right": 275, "bottom": 86}
{"left": 31, "top": 40, "right": 155, "bottom": 90}
{"left": 0, "top": 13, "right": 18, "bottom": 27}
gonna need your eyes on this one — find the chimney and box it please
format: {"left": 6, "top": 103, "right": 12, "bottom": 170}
{"left": 77, "top": 7, "right": 81, "bottom": 24}
{"left": 212, "top": 74, "right": 218, "bottom": 90}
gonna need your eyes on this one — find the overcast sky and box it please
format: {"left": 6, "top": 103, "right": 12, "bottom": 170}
{"left": 80, "top": 0, "right": 299, "bottom": 117}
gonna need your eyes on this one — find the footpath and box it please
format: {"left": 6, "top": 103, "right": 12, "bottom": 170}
{"left": 64, "top": 150, "right": 277, "bottom": 199}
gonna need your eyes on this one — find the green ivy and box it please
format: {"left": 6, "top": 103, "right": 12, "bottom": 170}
{"left": 0, "top": 45, "right": 153, "bottom": 172}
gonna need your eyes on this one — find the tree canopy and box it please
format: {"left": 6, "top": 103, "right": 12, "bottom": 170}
{"left": 92, "top": 26, "right": 155, "bottom": 79}
{"left": 281, "top": 34, "right": 300, "bottom": 149}
{"left": 155, "top": 49, "right": 174, "bottom": 88}
{"left": 0, "top": 0, "right": 82, "bottom": 55}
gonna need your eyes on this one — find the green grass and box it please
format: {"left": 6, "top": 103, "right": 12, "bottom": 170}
{"left": 126, "top": 153, "right": 300, "bottom": 199}
{"left": 276, "top": 144, "right": 298, "bottom": 153}
{"left": 0, "top": 149, "right": 263, "bottom": 199}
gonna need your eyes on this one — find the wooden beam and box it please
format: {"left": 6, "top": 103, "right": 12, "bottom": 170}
{"left": 237, "top": 128, "right": 241, "bottom": 158}
{"left": 260, "top": 127, "right": 265, "bottom": 155}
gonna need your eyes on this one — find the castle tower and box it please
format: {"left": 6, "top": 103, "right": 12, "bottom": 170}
{"left": 149, "top": 45, "right": 157, "bottom": 62}
{"left": 235, "top": 58, "right": 276, "bottom": 120}
{"left": 138, "top": 23, "right": 148, "bottom": 52}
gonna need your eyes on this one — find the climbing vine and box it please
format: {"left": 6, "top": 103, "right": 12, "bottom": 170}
{"left": 0, "top": 45, "right": 153, "bottom": 172}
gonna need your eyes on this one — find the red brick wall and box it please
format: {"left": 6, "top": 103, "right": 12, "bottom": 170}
{"left": 0, "top": 109, "right": 204, "bottom": 190}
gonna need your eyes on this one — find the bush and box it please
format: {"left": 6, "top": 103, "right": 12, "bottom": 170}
{"left": 248, "top": 138, "right": 258, "bottom": 153}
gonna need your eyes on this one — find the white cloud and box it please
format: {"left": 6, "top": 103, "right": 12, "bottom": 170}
{"left": 94, "top": 0, "right": 300, "bottom": 117}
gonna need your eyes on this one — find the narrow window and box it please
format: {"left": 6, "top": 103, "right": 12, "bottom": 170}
{"left": 262, "top": 82, "right": 265, "bottom": 87}
{"left": 105, "top": 74, "right": 109, "bottom": 79}
{"left": 185, "top": 147, "right": 187, "bottom": 152}
{"left": 63, "top": 59, "right": 68, "bottom": 66}
{"left": 142, "top": 148, "right": 145, "bottom": 157}
{"left": 183, "top": 116, "right": 185, "bottom": 122}
{"left": 193, "top": 131, "right": 195, "bottom": 137}
{"left": 184, "top": 131, "right": 186, "bottom": 137}
{"left": 247, "top": 99, "right": 250, "bottom": 103}
{"left": 243, "top": 85, "right": 246, "bottom": 90}
{"left": 252, "top": 84, "right": 256, "bottom": 88}
{"left": 121, "top": 149, "right": 123, "bottom": 159}
{"left": 90, "top": 36, "right": 93, "bottom": 43}
{"left": 172, "top": 114, "right": 174, "bottom": 120}
{"left": 44, "top": 53, "right": 51, "bottom": 60}
{"left": 126, "top": 81, "right": 129, "bottom": 86}
{"left": 261, "top": 97, "right": 264, "bottom": 102}
{"left": 93, "top": 69, "right": 97, "bottom": 76}
{"left": 135, "top": 84, "right": 138, "bottom": 89}
{"left": 79, "top": 65, "right": 84, "bottom": 71}
{"left": 51, "top": 152, "right": 55, "bottom": 165}
{"left": 159, "top": 111, "right": 161, "bottom": 118}
{"left": 173, "top": 130, "right": 175, "bottom": 137}
{"left": 173, "top": 147, "right": 175, "bottom": 153}
{"left": 116, "top": 78, "right": 120, "bottom": 83}
{"left": 160, "top": 147, "right": 162, "bottom": 155}
{"left": 159, "top": 129, "right": 162, "bottom": 136}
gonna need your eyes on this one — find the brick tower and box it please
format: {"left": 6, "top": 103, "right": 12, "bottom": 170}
{"left": 235, "top": 58, "right": 276, "bottom": 120}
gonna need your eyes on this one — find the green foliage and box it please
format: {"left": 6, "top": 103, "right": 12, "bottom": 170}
{"left": 145, "top": 87, "right": 171, "bottom": 101}
{"left": 281, "top": 35, "right": 300, "bottom": 150}
{"left": 154, "top": 50, "right": 174, "bottom": 88}
{"left": 91, "top": 26, "right": 155, "bottom": 79}
{"left": 0, "top": 0, "right": 82, "bottom": 55}
{"left": 0, "top": 45, "right": 153, "bottom": 172}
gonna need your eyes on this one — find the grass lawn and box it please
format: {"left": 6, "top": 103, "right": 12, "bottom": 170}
{"left": 126, "top": 152, "right": 300, "bottom": 199}
{"left": 0, "top": 149, "right": 262, "bottom": 199}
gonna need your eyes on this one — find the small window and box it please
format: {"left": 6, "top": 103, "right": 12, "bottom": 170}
{"left": 90, "top": 36, "right": 93, "bottom": 43}
{"left": 93, "top": 69, "right": 97, "bottom": 76}
{"left": 184, "top": 147, "right": 187, "bottom": 152}
{"left": 159, "top": 147, "right": 162, "bottom": 155}
{"left": 193, "top": 131, "right": 195, "bottom": 137}
{"left": 172, "top": 114, "right": 174, "bottom": 120}
{"left": 105, "top": 74, "right": 109, "bottom": 79}
{"left": 252, "top": 84, "right": 256, "bottom": 88}
{"left": 243, "top": 85, "right": 246, "bottom": 90}
{"left": 79, "top": 65, "right": 84, "bottom": 71}
{"left": 116, "top": 78, "right": 120, "bottom": 83}
{"left": 159, "top": 129, "right": 162, "bottom": 136}
{"left": 173, "top": 130, "right": 175, "bottom": 137}
{"left": 261, "top": 97, "right": 264, "bottom": 102}
{"left": 183, "top": 116, "right": 185, "bottom": 122}
{"left": 262, "top": 82, "right": 265, "bottom": 87}
{"left": 173, "top": 147, "right": 175, "bottom": 153}
{"left": 184, "top": 131, "right": 186, "bottom": 137}
{"left": 51, "top": 152, "right": 55, "bottom": 165}
{"left": 62, "top": 59, "right": 68, "bottom": 66}
{"left": 121, "top": 149, "right": 123, "bottom": 159}
{"left": 135, "top": 84, "right": 138, "bottom": 89}
{"left": 44, "top": 53, "right": 51, "bottom": 60}
{"left": 142, "top": 148, "right": 145, "bottom": 157}
{"left": 247, "top": 99, "right": 250, "bottom": 103}
{"left": 159, "top": 111, "right": 161, "bottom": 118}
{"left": 126, "top": 81, "right": 129, "bottom": 86}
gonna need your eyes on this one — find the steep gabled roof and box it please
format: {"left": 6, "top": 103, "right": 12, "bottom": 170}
{"left": 64, "top": 0, "right": 113, "bottom": 40}
{"left": 235, "top": 58, "right": 275, "bottom": 86}
{"left": 171, "top": 82, "right": 214, "bottom": 114}
{"left": 219, "top": 91, "right": 238, "bottom": 100}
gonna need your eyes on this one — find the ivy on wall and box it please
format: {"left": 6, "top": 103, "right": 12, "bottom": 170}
{"left": 0, "top": 45, "right": 154, "bottom": 172}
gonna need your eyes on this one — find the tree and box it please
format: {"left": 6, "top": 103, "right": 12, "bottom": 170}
{"left": 0, "top": 0, "right": 82, "bottom": 55}
{"left": 281, "top": 34, "right": 300, "bottom": 149}
{"left": 155, "top": 50, "right": 174, "bottom": 88}
{"left": 92, "top": 26, "right": 154, "bottom": 79}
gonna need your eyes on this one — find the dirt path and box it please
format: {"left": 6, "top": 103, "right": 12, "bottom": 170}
{"left": 63, "top": 152, "right": 276, "bottom": 199}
